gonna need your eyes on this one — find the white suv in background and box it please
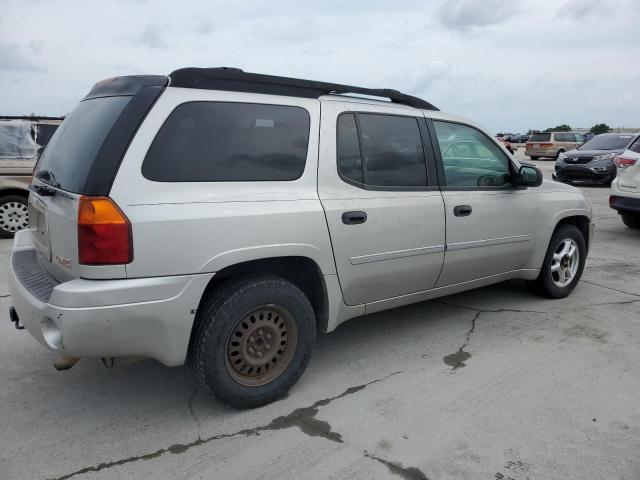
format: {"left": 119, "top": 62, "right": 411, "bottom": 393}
{"left": 9, "top": 68, "right": 594, "bottom": 408}
{"left": 610, "top": 135, "right": 640, "bottom": 228}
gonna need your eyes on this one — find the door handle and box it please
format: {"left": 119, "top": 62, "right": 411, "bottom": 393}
{"left": 342, "top": 211, "right": 367, "bottom": 225}
{"left": 453, "top": 205, "right": 472, "bottom": 217}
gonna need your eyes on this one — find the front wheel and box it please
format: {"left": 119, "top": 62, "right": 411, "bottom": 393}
{"left": 621, "top": 213, "right": 640, "bottom": 229}
{"left": 528, "top": 224, "right": 586, "bottom": 298}
{"left": 0, "top": 195, "right": 29, "bottom": 239}
{"left": 189, "top": 274, "right": 316, "bottom": 408}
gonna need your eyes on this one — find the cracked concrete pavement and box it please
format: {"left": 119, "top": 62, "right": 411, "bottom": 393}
{"left": 1, "top": 155, "right": 639, "bottom": 479}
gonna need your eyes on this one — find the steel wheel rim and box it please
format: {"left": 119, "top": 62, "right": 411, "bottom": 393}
{"left": 0, "top": 201, "right": 29, "bottom": 233}
{"left": 551, "top": 238, "right": 579, "bottom": 287}
{"left": 225, "top": 305, "right": 298, "bottom": 387}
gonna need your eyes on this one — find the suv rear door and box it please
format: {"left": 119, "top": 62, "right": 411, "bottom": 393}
{"left": 318, "top": 100, "right": 445, "bottom": 306}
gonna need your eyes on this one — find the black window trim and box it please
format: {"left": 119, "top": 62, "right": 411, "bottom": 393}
{"left": 427, "top": 118, "right": 519, "bottom": 192}
{"left": 141, "top": 100, "right": 312, "bottom": 183}
{"left": 335, "top": 111, "right": 439, "bottom": 192}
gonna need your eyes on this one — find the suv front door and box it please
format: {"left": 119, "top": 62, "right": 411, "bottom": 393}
{"left": 318, "top": 101, "right": 445, "bottom": 306}
{"left": 429, "top": 119, "right": 538, "bottom": 286}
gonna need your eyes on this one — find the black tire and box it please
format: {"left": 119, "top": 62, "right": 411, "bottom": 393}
{"left": 528, "top": 224, "right": 586, "bottom": 299}
{"left": 621, "top": 213, "right": 640, "bottom": 229}
{"left": 0, "top": 195, "right": 29, "bottom": 239}
{"left": 189, "top": 274, "right": 316, "bottom": 408}
{"left": 530, "top": 156, "right": 539, "bottom": 160}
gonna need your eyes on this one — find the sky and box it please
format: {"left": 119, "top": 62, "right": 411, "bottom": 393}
{"left": 1, "top": 0, "right": 639, "bottom": 133}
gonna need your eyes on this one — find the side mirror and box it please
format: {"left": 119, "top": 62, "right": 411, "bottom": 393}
{"left": 515, "top": 164, "right": 543, "bottom": 187}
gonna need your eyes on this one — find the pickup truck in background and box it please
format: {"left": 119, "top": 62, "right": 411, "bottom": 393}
{"left": 0, "top": 116, "right": 63, "bottom": 238}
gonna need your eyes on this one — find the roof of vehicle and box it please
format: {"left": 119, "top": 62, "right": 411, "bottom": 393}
{"left": 168, "top": 67, "right": 439, "bottom": 111}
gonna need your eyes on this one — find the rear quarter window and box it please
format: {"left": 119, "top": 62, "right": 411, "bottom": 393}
{"left": 142, "top": 102, "right": 310, "bottom": 182}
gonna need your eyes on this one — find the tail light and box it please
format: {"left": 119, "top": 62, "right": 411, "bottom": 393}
{"left": 526, "top": 143, "right": 533, "bottom": 147}
{"left": 78, "top": 196, "right": 133, "bottom": 265}
{"left": 540, "top": 143, "right": 553, "bottom": 148}
{"left": 614, "top": 155, "right": 637, "bottom": 169}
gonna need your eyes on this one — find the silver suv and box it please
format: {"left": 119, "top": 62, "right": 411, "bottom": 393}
{"left": 9, "top": 68, "right": 594, "bottom": 408}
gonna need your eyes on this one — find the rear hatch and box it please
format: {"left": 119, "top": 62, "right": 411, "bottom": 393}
{"left": 526, "top": 132, "right": 552, "bottom": 154}
{"left": 29, "top": 76, "right": 167, "bottom": 281}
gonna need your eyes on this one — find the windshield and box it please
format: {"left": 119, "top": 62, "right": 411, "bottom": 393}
{"left": 35, "top": 96, "right": 129, "bottom": 192}
{"left": 579, "top": 134, "right": 635, "bottom": 151}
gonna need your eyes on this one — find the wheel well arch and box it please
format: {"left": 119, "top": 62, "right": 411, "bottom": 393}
{"left": 554, "top": 215, "right": 591, "bottom": 247}
{"left": 0, "top": 188, "right": 29, "bottom": 200}
{"left": 196, "top": 256, "right": 329, "bottom": 334}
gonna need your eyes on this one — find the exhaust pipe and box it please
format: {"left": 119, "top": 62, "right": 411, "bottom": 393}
{"left": 53, "top": 356, "right": 80, "bottom": 371}
{"left": 101, "top": 356, "right": 145, "bottom": 368}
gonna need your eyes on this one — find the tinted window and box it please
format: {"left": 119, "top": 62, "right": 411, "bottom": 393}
{"left": 578, "top": 134, "right": 635, "bottom": 151}
{"left": 337, "top": 114, "right": 363, "bottom": 184}
{"left": 35, "top": 96, "right": 130, "bottom": 193}
{"left": 358, "top": 114, "right": 427, "bottom": 187}
{"left": 529, "top": 133, "right": 551, "bottom": 142}
{"left": 143, "top": 102, "right": 310, "bottom": 182}
{"left": 433, "top": 121, "right": 511, "bottom": 188}
{"left": 629, "top": 137, "right": 640, "bottom": 154}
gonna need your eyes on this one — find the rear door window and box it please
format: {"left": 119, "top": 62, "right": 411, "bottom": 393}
{"left": 142, "top": 102, "right": 310, "bottom": 182}
{"left": 336, "top": 113, "right": 428, "bottom": 189}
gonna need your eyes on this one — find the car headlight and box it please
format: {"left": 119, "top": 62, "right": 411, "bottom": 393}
{"left": 592, "top": 152, "right": 616, "bottom": 161}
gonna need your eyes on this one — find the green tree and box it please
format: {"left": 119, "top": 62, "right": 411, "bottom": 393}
{"left": 590, "top": 123, "right": 611, "bottom": 135}
{"left": 543, "top": 124, "right": 572, "bottom": 132}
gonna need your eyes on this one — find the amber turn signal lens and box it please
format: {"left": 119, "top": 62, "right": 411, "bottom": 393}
{"left": 78, "top": 196, "right": 133, "bottom": 265}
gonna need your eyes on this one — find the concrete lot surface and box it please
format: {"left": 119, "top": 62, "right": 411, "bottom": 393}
{"left": 1, "top": 153, "right": 639, "bottom": 480}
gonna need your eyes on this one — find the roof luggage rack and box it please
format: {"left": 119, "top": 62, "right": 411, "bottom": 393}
{"left": 169, "top": 67, "right": 438, "bottom": 111}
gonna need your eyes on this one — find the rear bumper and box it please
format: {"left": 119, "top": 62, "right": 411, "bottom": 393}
{"left": 609, "top": 195, "right": 640, "bottom": 214}
{"left": 526, "top": 149, "right": 557, "bottom": 157}
{"left": 553, "top": 165, "right": 615, "bottom": 184}
{"left": 8, "top": 231, "right": 213, "bottom": 366}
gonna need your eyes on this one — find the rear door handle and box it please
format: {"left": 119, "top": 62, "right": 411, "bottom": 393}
{"left": 342, "top": 211, "right": 367, "bottom": 225}
{"left": 453, "top": 205, "right": 472, "bottom": 217}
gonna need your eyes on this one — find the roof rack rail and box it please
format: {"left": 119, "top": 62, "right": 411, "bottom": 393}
{"left": 169, "top": 67, "right": 438, "bottom": 111}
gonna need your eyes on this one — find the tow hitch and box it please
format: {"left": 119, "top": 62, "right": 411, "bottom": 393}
{"left": 9, "top": 307, "right": 24, "bottom": 330}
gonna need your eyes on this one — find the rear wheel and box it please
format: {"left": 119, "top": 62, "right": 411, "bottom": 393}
{"left": 528, "top": 224, "right": 586, "bottom": 298}
{"left": 190, "top": 274, "right": 316, "bottom": 408}
{"left": 621, "top": 213, "right": 640, "bottom": 229}
{"left": 0, "top": 195, "right": 29, "bottom": 239}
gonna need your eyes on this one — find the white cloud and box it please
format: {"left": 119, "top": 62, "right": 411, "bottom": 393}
{"left": 435, "top": 0, "right": 520, "bottom": 32}
{"left": 0, "top": 42, "right": 46, "bottom": 72}
{"left": 0, "top": 0, "right": 638, "bottom": 131}
{"left": 130, "top": 24, "right": 168, "bottom": 49}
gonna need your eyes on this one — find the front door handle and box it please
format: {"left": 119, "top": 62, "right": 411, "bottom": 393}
{"left": 453, "top": 205, "right": 472, "bottom": 217}
{"left": 342, "top": 211, "right": 367, "bottom": 225}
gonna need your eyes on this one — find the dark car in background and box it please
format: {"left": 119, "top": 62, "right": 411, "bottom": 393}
{"left": 554, "top": 133, "right": 639, "bottom": 185}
